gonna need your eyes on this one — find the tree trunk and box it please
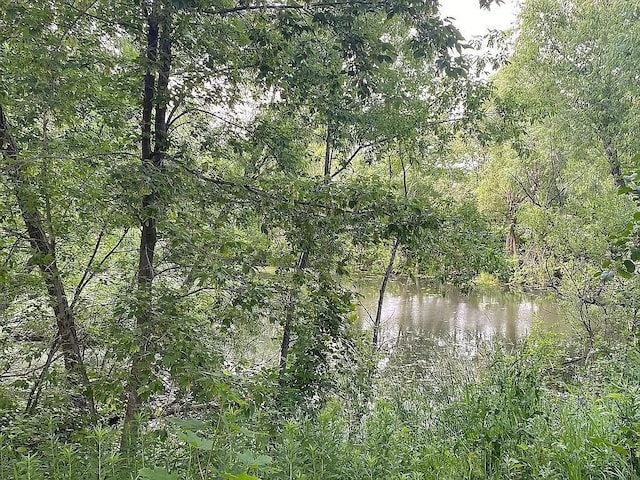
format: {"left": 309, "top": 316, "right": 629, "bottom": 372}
{"left": 0, "top": 105, "right": 95, "bottom": 416}
{"left": 506, "top": 217, "right": 517, "bottom": 256}
{"left": 372, "top": 160, "right": 404, "bottom": 351}
{"left": 278, "top": 123, "right": 332, "bottom": 389}
{"left": 122, "top": 2, "right": 171, "bottom": 451}
{"left": 324, "top": 124, "right": 333, "bottom": 178}
{"left": 278, "top": 250, "right": 309, "bottom": 387}
{"left": 604, "top": 137, "right": 625, "bottom": 188}
{"left": 372, "top": 238, "right": 399, "bottom": 352}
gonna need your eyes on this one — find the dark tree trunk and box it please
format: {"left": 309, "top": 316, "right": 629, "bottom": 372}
{"left": 0, "top": 105, "right": 95, "bottom": 416}
{"left": 278, "top": 250, "right": 309, "bottom": 388}
{"left": 604, "top": 137, "right": 625, "bottom": 188}
{"left": 324, "top": 124, "right": 333, "bottom": 178}
{"left": 122, "top": 2, "right": 171, "bottom": 450}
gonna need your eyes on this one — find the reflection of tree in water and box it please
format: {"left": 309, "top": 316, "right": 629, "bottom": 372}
{"left": 359, "top": 280, "right": 561, "bottom": 379}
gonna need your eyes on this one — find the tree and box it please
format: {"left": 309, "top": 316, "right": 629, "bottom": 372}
{"left": 479, "top": 0, "right": 639, "bottom": 340}
{"left": 0, "top": 0, "right": 136, "bottom": 417}
{"left": 498, "top": 0, "right": 640, "bottom": 187}
{"left": 1, "top": 0, "right": 505, "bottom": 444}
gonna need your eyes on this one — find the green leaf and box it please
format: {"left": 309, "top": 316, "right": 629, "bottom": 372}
{"left": 138, "top": 467, "right": 179, "bottom": 480}
{"left": 587, "top": 436, "right": 607, "bottom": 445}
{"left": 617, "top": 268, "right": 633, "bottom": 279}
{"left": 28, "top": 252, "right": 54, "bottom": 266}
{"left": 169, "top": 417, "right": 207, "bottom": 430}
{"left": 222, "top": 473, "right": 261, "bottom": 480}
{"left": 612, "top": 444, "right": 628, "bottom": 456}
{"left": 624, "top": 260, "right": 636, "bottom": 273}
{"left": 237, "top": 451, "right": 273, "bottom": 468}
{"left": 177, "top": 430, "right": 214, "bottom": 451}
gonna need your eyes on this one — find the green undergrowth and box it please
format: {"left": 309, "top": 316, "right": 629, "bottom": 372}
{"left": 2, "top": 335, "right": 640, "bottom": 479}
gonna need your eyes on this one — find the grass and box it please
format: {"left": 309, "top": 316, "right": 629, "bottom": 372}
{"left": 2, "top": 335, "right": 640, "bottom": 479}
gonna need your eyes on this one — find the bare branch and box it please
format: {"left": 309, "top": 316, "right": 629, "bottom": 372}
{"left": 331, "top": 140, "right": 384, "bottom": 178}
{"left": 177, "top": 286, "right": 217, "bottom": 299}
{"left": 71, "top": 227, "right": 106, "bottom": 309}
{"left": 26, "top": 336, "right": 62, "bottom": 414}
{"left": 511, "top": 174, "right": 540, "bottom": 207}
{"left": 71, "top": 228, "right": 130, "bottom": 310}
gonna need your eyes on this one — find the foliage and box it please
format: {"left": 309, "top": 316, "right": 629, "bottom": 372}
{"left": 0, "top": 0, "right": 501, "bottom": 426}
{"left": 2, "top": 0, "right": 640, "bottom": 477}
{"left": 1, "top": 336, "right": 640, "bottom": 479}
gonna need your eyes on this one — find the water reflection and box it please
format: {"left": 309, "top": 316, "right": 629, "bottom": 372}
{"left": 355, "top": 278, "right": 562, "bottom": 372}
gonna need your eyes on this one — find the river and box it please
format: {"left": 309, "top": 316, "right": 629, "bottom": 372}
{"left": 355, "top": 277, "right": 563, "bottom": 374}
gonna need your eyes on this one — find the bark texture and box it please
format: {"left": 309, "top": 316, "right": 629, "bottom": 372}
{"left": 0, "top": 105, "right": 95, "bottom": 416}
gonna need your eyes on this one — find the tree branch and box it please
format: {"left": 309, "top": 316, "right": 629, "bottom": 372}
{"left": 331, "top": 140, "right": 387, "bottom": 178}
{"left": 202, "top": 0, "right": 387, "bottom": 16}
{"left": 71, "top": 227, "right": 105, "bottom": 310}
{"left": 170, "top": 156, "right": 367, "bottom": 216}
{"left": 25, "top": 335, "right": 62, "bottom": 414}
{"left": 62, "top": 1, "right": 143, "bottom": 32}
{"left": 71, "top": 228, "right": 130, "bottom": 310}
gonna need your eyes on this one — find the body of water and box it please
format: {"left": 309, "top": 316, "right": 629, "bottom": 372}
{"left": 355, "top": 277, "right": 563, "bottom": 372}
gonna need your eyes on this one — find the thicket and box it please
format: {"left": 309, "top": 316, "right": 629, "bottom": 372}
{"left": 2, "top": 0, "right": 640, "bottom": 478}
{"left": 2, "top": 334, "right": 640, "bottom": 479}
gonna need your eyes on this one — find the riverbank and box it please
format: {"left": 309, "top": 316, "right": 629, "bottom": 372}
{"left": 3, "top": 329, "right": 639, "bottom": 479}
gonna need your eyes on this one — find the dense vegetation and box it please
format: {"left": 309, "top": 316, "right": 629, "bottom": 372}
{"left": 1, "top": 0, "right": 639, "bottom": 478}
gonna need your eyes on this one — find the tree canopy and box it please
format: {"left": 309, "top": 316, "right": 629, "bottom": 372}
{"left": 3, "top": 0, "right": 640, "bottom": 478}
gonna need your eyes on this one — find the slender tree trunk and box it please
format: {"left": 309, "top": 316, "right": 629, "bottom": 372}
{"left": 26, "top": 336, "right": 60, "bottom": 413}
{"left": 324, "top": 124, "right": 333, "bottom": 178}
{"left": 278, "top": 124, "right": 333, "bottom": 389}
{"left": 372, "top": 157, "right": 405, "bottom": 350}
{"left": 372, "top": 238, "right": 399, "bottom": 352}
{"left": 0, "top": 105, "right": 95, "bottom": 416}
{"left": 122, "top": 2, "right": 171, "bottom": 451}
{"left": 604, "top": 137, "right": 625, "bottom": 188}
{"left": 278, "top": 250, "right": 309, "bottom": 387}
{"left": 506, "top": 217, "right": 517, "bottom": 256}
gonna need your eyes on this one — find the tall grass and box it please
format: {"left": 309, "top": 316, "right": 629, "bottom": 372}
{"left": 2, "top": 334, "right": 640, "bottom": 479}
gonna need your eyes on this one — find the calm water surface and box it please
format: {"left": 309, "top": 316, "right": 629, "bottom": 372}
{"left": 355, "top": 277, "right": 563, "bottom": 371}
